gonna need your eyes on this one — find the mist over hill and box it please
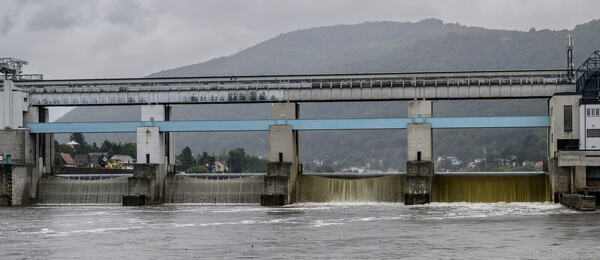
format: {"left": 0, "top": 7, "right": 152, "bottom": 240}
{"left": 58, "top": 18, "right": 600, "bottom": 170}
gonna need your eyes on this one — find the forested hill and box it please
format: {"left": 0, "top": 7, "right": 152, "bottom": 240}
{"left": 59, "top": 18, "right": 600, "bottom": 171}
{"left": 150, "top": 18, "right": 600, "bottom": 77}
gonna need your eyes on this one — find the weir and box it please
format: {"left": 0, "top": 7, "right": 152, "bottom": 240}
{"left": 38, "top": 175, "right": 128, "bottom": 204}
{"left": 296, "top": 174, "right": 405, "bottom": 202}
{"left": 432, "top": 173, "right": 551, "bottom": 202}
{"left": 295, "top": 173, "right": 551, "bottom": 203}
{"left": 166, "top": 174, "right": 263, "bottom": 203}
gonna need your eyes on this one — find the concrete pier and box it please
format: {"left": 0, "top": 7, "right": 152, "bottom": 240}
{"left": 261, "top": 103, "right": 300, "bottom": 206}
{"left": 122, "top": 164, "right": 167, "bottom": 206}
{"left": 405, "top": 100, "right": 434, "bottom": 205}
{"left": 0, "top": 165, "right": 12, "bottom": 206}
{"left": 560, "top": 194, "right": 596, "bottom": 211}
{"left": 0, "top": 83, "right": 46, "bottom": 206}
{"left": 124, "top": 105, "right": 174, "bottom": 206}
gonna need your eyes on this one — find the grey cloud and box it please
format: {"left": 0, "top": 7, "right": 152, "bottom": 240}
{"left": 0, "top": 14, "right": 15, "bottom": 34}
{"left": 25, "top": 2, "right": 83, "bottom": 31}
{"left": 105, "top": 0, "right": 144, "bottom": 25}
{"left": 1, "top": 0, "right": 599, "bottom": 79}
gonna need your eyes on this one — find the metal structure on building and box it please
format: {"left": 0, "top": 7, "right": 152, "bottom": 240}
{"left": 576, "top": 51, "right": 600, "bottom": 101}
{"left": 1, "top": 70, "right": 573, "bottom": 106}
{"left": 0, "top": 58, "right": 43, "bottom": 81}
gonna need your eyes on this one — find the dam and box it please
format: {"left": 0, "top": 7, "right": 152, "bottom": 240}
{"left": 0, "top": 53, "right": 598, "bottom": 207}
{"left": 31, "top": 172, "right": 550, "bottom": 205}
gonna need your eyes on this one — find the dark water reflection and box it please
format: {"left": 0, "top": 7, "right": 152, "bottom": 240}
{"left": 0, "top": 203, "right": 598, "bottom": 259}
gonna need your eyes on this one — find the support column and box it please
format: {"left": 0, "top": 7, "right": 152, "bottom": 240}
{"left": 124, "top": 105, "right": 170, "bottom": 205}
{"left": 261, "top": 102, "right": 300, "bottom": 206}
{"left": 405, "top": 100, "right": 433, "bottom": 205}
{"left": 0, "top": 79, "right": 38, "bottom": 206}
{"left": 137, "top": 105, "right": 167, "bottom": 165}
{"left": 548, "top": 94, "right": 580, "bottom": 201}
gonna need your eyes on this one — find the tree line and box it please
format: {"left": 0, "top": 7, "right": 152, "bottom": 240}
{"left": 177, "top": 146, "right": 268, "bottom": 173}
{"left": 54, "top": 133, "right": 136, "bottom": 166}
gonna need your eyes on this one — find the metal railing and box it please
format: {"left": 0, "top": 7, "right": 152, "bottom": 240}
{"left": 15, "top": 70, "right": 570, "bottom": 94}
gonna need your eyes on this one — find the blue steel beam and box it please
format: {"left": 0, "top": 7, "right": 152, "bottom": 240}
{"left": 26, "top": 116, "right": 550, "bottom": 133}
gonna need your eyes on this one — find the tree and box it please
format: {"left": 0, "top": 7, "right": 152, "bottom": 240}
{"left": 198, "top": 151, "right": 216, "bottom": 172}
{"left": 121, "top": 143, "right": 136, "bottom": 159}
{"left": 313, "top": 164, "right": 334, "bottom": 173}
{"left": 228, "top": 148, "right": 246, "bottom": 173}
{"left": 244, "top": 155, "right": 268, "bottom": 173}
{"left": 178, "top": 146, "right": 195, "bottom": 170}
{"left": 187, "top": 165, "right": 209, "bottom": 173}
{"left": 70, "top": 133, "right": 87, "bottom": 145}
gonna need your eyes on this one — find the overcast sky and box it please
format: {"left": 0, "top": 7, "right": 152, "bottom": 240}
{"left": 1, "top": 0, "right": 598, "bottom": 80}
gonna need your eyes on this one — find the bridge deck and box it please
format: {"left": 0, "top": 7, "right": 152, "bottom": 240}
{"left": 4, "top": 70, "right": 573, "bottom": 106}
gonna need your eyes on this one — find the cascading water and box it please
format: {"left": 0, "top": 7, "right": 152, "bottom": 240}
{"left": 296, "top": 174, "right": 405, "bottom": 202}
{"left": 35, "top": 172, "right": 551, "bottom": 204}
{"left": 432, "top": 173, "right": 551, "bottom": 202}
{"left": 38, "top": 175, "right": 129, "bottom": 204}
{"left": 165, "top": 174, "right": 264, "bottom": 203}
{"left": 295, "top": 172, "right": 551, "bottom": 203}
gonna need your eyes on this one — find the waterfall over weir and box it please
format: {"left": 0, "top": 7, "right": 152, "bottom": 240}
{"left": 165, "top": 174, "right": 264, "bottom": 204}
{"left": 38, "top": 175, "right": 129, "bottom": 204}
{"left": 432, "top": 173, "right": 551, "bottom": 202}
{"left": 296, "top": 174, "right": 406, "bottom": 202}
{"left": 296, "top": 172, "right": 551, "bottom": 203}
{"left": 35, "top": 172, "right": 551, "bottom": 204}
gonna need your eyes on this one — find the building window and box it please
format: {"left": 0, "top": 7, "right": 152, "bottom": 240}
{"left": 587, "top": 129, "right": 600, "bottom": 138}
{"left": 564, "top": 105, "right": 572, "bottom": 132}
{"left": 586, "top": 108, "right": 600, "bottom": 117}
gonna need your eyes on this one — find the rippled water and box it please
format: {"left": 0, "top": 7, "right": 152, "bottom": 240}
{"left": 1, "top": 203, "right": 599, "bottom": 259}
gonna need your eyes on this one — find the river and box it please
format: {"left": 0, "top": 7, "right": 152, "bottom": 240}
{"left": 0, "top": 203, "right": 598, "bottom": 259}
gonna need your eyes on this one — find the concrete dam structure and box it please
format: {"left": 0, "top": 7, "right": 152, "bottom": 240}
{"left": 32, "top": 172, "right": 550, "bottom": 205}
{"left": 2, "top": 55, "right": 598, "bottom": 207}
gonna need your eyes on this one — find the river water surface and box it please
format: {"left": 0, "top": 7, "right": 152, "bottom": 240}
{"left": 1, "top": 203, "right": 599, "bottom": 259}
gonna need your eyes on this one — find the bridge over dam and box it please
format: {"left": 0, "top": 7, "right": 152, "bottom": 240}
{"left": 1, "top": 60, "right": 598, "bottom": 207}
{"left": 7, "top": 69, "right": 571, "bottom": 106}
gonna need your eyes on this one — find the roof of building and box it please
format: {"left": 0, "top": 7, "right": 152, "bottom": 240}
{"left": 110, "top": 154, "right": 135, "bottom": 163}
{"left": 59, "top": 153, "right": 75, "bottom": 165}
{"left": 88, "top": 153, "right": 106, "bottom": 164}
{"left": 74, "top": 154, "right": 89, "bottom": 166}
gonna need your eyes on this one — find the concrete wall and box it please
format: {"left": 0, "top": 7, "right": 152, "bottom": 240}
{"left": 548, "top": 158, "right": 571, "bottom": 201}
{"left": 139, "top": 105, "right": 173, "bottom": 166}
{"left": 405, "top": 161, "right": 433, "bottom": 204}
{"left": 11, "top": 166, "right": 33, "bottom": 205}
{"left": 574, "top": 166, "right": 586, "bottom": 191}
{"left": 271, "top": 102, "right": 298, "bottom": 120}
{"left": 269, "top": 125, "right": 294, "bottom": 163}
{"left": 0, "top": 129, "right": 35, "bottom": 165}
{"left": 405, "top": 100, "right": 434, "bottom": 204}
{"left": 0, "top": 165, "right": 11, "bottom": 206}
{"left": 124, "top": 164, "right": 167, "bottom": 205}
{"left": 141, "top": 105, "right": 165, "bottom": 121}
{"left": 407, "top": 123, "right": 432, "bottom": 161}
{"left": 1, "top": 80, "right": 30, "bottom": 129}
{"left": 548, "top": 95, "right": 579, "bottom": 158}
{"left": 580, "top": 103, "right": 600, "bottom": 149}
{"left": 262, "top": 103, "right": 301, "bottom": 206}
{"left": 136, "top": 127, "right": 164, "bottom": 164}
{"left": 408, "top": 100, "right": 432, "bottom": 118}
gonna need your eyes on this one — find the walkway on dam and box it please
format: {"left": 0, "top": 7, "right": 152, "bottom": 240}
{"left": 4, "top": 70, "right": 572, "bottom": 105}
